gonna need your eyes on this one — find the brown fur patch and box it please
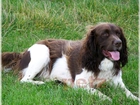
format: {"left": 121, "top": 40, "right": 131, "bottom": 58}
{"left": 18, "top": 51, "right": 31, "bottom": 70}
{"left": 37, "top": 39, "right": 83, "bottom": 81}
{"left": 2, "top": 52, "right": 22, "bottom": 70}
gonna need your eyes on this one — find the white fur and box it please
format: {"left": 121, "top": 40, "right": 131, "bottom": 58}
{"left": 49, "top": 54, "right": 72, "bottom": 86}
{"left": 97, "top": 58, "right": 114, "bottom": 81}
{"left": 74, "top": 69, "right": 93, "bottom": 88}
{"left": 74, "top": 58, "right": 114, "bottom": 89}
{"left": 74, "top": 69, "right": 112, "bottom": 101}
{"left": 20, "top": 45, "right": 140, "bottom": 102}
{"left": 99, "top": 58, "right": 113, "bottom": 71}
{"left": 20, "top": 44, "right": 50, "bottom": 84}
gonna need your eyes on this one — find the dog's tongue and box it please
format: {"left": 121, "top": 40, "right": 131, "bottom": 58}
{"left": 109, "top": 51, "right": 120, "bottom": 61}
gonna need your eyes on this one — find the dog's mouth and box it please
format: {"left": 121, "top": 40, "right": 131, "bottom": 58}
{"left": 102, "top": 50, "right": 120, "bottom": 61}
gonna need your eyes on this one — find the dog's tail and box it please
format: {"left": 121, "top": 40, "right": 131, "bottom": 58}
{"left": 2, "top": 52, "right": 23, "bottom": 72}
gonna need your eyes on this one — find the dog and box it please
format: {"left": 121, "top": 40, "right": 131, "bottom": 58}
{"left": 2, "top": 23, "right": 140, "bottom": 102}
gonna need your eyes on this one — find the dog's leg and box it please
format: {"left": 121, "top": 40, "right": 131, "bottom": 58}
{"left": 20, "top": 44, "right": 50, "bottom": 85}
{"left": 85, "top": 88, "right": 112, "bottom": 102}
{"left": 111, "top": 71, "right": 140, "bottom": 102}
{"left": 20, "top": 67, "right": 46, "bottom": 85}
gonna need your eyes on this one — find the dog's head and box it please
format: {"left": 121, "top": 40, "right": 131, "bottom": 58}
{"left": 82, "top": 23, "right": 128, "bottom": 74}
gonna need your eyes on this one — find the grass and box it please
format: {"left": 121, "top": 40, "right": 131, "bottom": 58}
{"left": 2, "top": 0, "right": 139, "bottom": 105}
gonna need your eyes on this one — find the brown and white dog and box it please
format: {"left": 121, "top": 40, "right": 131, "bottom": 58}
{"left": 2, "top": 23, "right": 140, "bottom": 102}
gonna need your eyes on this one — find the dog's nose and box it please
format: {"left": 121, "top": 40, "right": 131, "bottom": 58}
{"left": 114, "top": 39, "right": 122, "bottom": 48}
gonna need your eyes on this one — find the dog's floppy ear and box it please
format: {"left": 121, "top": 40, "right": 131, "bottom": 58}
{"left": 119, "top": 27, "right": 128, "bottom": 67}
{"left": 85, "top": 25, "right": 97, "bottom": 53}
{"left": 81, "top": 26, "right": 100, "bottom": 76}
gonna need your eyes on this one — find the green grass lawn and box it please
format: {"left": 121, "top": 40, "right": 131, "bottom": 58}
{"left": 2, "top": 0, "right": 139, "bottom": 105}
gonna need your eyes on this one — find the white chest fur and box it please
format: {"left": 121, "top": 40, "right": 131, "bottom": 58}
{"left": 98, "top": 58, "right": 114, "bottom": 80}
{"left": 74, "top": 58, "right": 115, "bottom": 88}
{"left": 99, "top": 58, "right": 114, "bottom": 71}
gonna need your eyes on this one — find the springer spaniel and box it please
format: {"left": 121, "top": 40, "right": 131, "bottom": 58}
{"left": 2, "top": 23, "right": 140, "bottom": 102}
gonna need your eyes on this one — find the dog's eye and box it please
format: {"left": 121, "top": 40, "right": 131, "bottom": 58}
{"left": 102, "top": 33, "right": 109, "bottom": 37}
{"left": 116, "top": 32, "right": 121, "bottom": 37}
